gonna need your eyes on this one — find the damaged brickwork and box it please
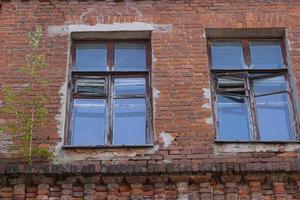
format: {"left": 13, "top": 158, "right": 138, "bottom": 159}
{"left": 1, "top": 0, "right": 300, "bottom": 199}
{"left": 1, "top": 170, "right": 300, "bottom": 199}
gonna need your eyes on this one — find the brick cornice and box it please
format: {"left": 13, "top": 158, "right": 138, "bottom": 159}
{"left": 0, "top": 162, "right": 299, "bottom": 175}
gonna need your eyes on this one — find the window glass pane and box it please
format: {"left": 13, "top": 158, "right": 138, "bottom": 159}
{"left": 114, "top": 78, "right": 146, "bottom": 96}
{"left": 75, "top": 78, "right": 106, "bottom": 95}
{"left": 253, "top": 75, "right": 286, "bottom": 96}
{"left": 76, "top": 43, "right": 107, "bottom": 71}
{"left": 217, "top": 95, "right": 250, "bottom": 140}
{"left": 72, "top": 99, "right": 105, "bottom": 145}
{"left": 115, "top": 43, "right": 146, "bottom": 71}
{"left": 250, "top": 41, "right": 284, "bottom": 69}
{"left": 255, "top": 93, "right": 294, "bottom": 141}
{"left": 211, "top": 42, "right": 245, "bottom": 69}
{"left": 114, "top": 99, "right": 146, "bottom": 145}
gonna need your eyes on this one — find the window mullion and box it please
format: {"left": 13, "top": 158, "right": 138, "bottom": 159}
{"left": 285, "top": 73, "right": 299, "bottom": 140}
{"left": 242, "top": 39, "right": 251, "bottom": 69}
{"left": 246, "top": 74, "right": 260, "bottom": 141}
{"left": 146, "top": 73, "right": 151, "bottom": 144}
{"left": 107, "top": 41, "right": 114, "bottom": 71}
{"left": 106, "top": 41, "right": 114, "bottom": 145}
{"left": 105, "top": 75, "right": 113, "bottom": 145}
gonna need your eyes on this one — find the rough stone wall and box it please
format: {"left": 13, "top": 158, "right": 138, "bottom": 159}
{"left": 1, "top": 173, "right": 300, "bottom": 199}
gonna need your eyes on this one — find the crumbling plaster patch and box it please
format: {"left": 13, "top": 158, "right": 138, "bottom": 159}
{"left": 160, "top": 132, "right": 174, "bottom": 148}
{"left": 53, "top": 36, "right": 70, "bottom": 163}
{"left": 163, "top": 159, "right": 172, "bottom": 164}
{"left": 214, "top": 143, "right": 300, "bottom": 154}
{"left": 202, "top": 88, "right": 213, "bottom": 125}
{"left": 204, "top": 116, "right": 213, "bottom": 125}
{"left": 152, "top": 86, "right": 160, "bottom": 116}
{"left": 153, "top": 86, "right": 160, "bottom": 100}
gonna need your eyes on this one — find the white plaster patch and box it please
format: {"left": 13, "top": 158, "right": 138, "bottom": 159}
{"left": 153, "top": 87, "right": 160, "bottom": 100}
{"left": 76, "top": 152, "right": 137, "bottom": 161}
{"left": 160, "top": 132, "right": 174, "bottom": 148}
{"left": 202, "top": 102, "right": 211, "bottom": 109}
{"left": 53, "top": 76, "right": 67, "bottom": 163}
{"left": 213, "top": 143, "right": 300, "bottom": 153}
{"left": 152, "top": 87, "right": 160, "bottom": 121}
{"left": 202, "top": 31, "right": 206, "bottom": 38}
{"left": 163, "top": 159, "right": 172, "bottom": 164}
{"left": 287, "top": 38, "right": 292, "bottom": 51}
{"left": 47, "top": 26, "right": 68, "bottom": 37}
{"left": 203, "top": 88, "right": 211, "bottom": 99}
{"left": 47, "top": 22, "right": 172, "bottom": 37}
{"left": 202, "top": 88, "right": 212, "bottom": 109}
{"left": 53, "top": 38, "right": 70, "bottom": 163}
{"left": 147, "top": 144, "right": 160, "bottom": 154}
{"left": 204, "top": 116, "right": 213, "bottom": 125}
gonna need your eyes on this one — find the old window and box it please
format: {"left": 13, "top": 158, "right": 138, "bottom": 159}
{"left": 208, "top": 39, "right": 299, "bottom": 141}
{"left": 66, "top": 40, "right": 152, "bottom": 146}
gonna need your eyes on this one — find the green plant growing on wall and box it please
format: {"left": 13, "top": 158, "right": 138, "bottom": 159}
{"left": 0, "top": 27, "right": 53, "bottom": 163}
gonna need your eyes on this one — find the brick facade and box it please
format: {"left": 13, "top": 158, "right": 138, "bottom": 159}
{"left": 1, "top": 0, "right": 300, "bottom": 199}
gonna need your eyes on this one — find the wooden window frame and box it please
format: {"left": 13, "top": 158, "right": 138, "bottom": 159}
{"left": 64, "top": 39, "right": 153, "bottom": 147}
{"left": 207, "top": 38, "right": 300, "bottom": 142}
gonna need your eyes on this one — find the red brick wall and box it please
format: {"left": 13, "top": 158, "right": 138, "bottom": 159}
{"left": 1, "top": 0, "right": 300, "bottom": 198}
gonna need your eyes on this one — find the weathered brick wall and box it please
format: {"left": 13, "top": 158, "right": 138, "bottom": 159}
{"left": 1, "top": 0, "right": 300, "bottom": 198}
{"left": 1, "top": 0, "right": 299, "bottom": 166}
{"left": 1, "top": 173, "right": 300, "bottom": 199}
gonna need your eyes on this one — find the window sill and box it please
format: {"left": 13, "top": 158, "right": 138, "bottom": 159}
{"left": 215, "top": 140, "right": 300, "bottom": 144}
{"left": 62, "top": 144, "right": 154, "bottom": 149}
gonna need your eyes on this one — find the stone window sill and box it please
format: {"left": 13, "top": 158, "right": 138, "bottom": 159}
{"left": 215, "top": 140, "right": 300, "bottom": 144}
{"left": 62, "top": 144, "right": 154, "bottom": 149}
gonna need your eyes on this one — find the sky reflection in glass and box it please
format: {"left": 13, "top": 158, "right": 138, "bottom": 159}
{"left": 113, "top": 99, "right": 146, "bottom": 145}
{"left": 72, "top": 99, "right": 105, "bottom": 145}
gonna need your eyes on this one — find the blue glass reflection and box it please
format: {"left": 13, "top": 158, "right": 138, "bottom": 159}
{"left": 72, "top": 99, "right": 105, "bottom": 145}
{"left": 250, "top": 41, "right": 284, "bottom": 69}
{"left": 114, "top": 78, "right": 146, "bottom": 96}
{"left": 253, "top": 75, "right": 286, "bottom": 96}
{"left": 255, "top": 93, "right": 294, "bottom": 141}
{"left": 217, "top": 95, "right": 250, "bottom": 140}
{"left": 76, "top": 43, "right": 107, "bottom": 71}
{"left": 113, "top": 99, "right": 146, "bottom": 145}
{"left": 115, "top": 43, "right": 146, "bottom": 71}
{"left": 211, "top": 42, "right": 245, "bottom": 69}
